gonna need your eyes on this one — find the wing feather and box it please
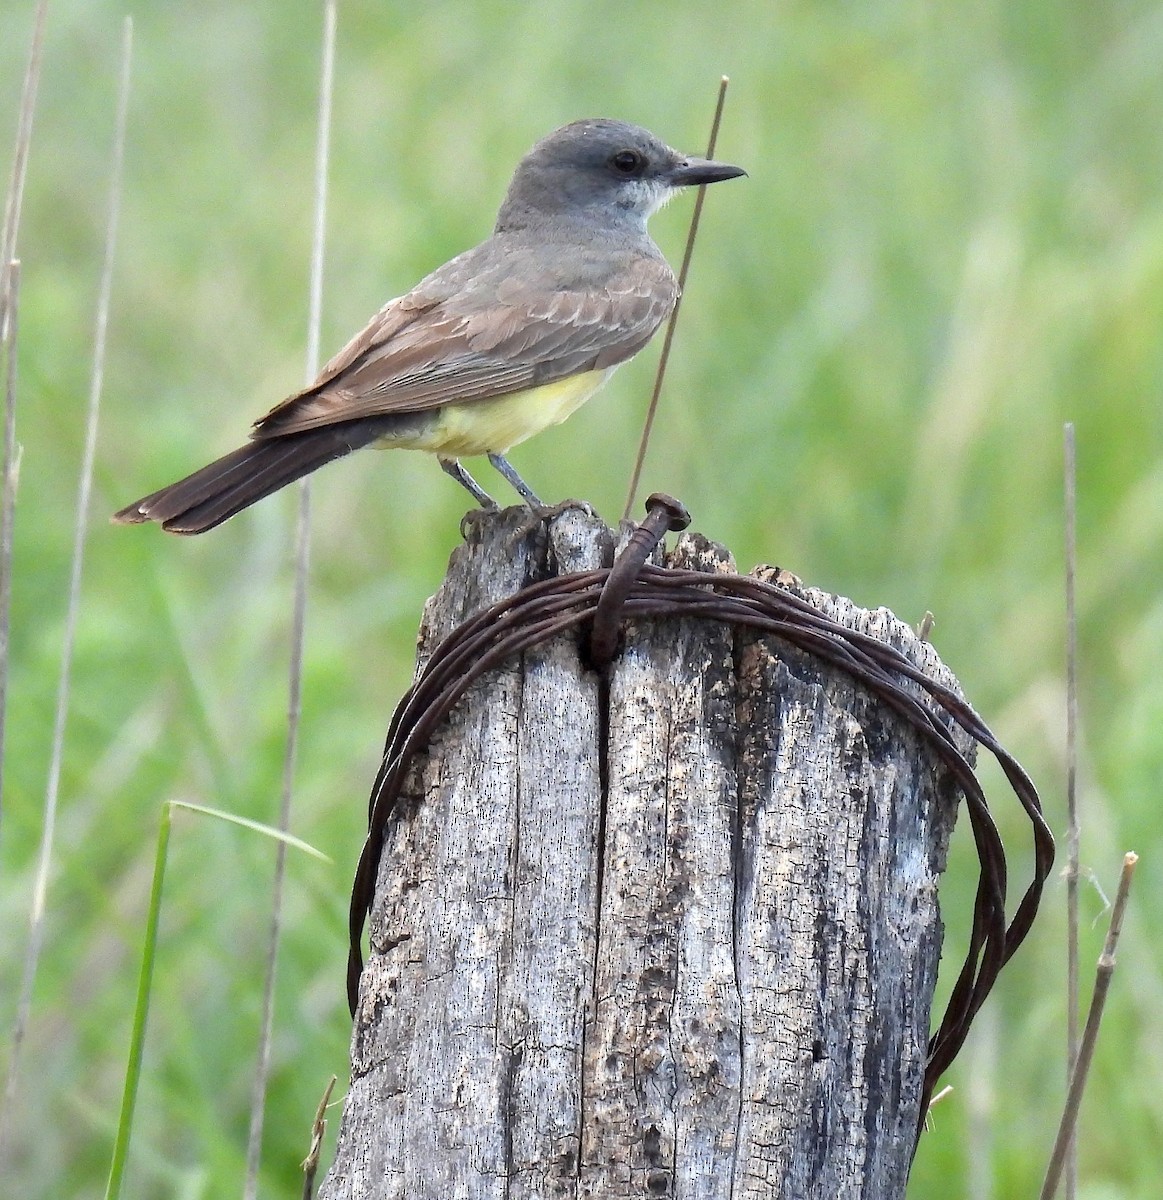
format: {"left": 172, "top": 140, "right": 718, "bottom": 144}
{"left": 255, "top": 239, "right": 677, "bottom": 438}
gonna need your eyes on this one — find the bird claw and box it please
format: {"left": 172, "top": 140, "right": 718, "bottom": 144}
{"left": 529, "top": 497, "right": 596, "bottom": 521}
{"left": 459, "top": 505, "right": 500, "bottom": 541}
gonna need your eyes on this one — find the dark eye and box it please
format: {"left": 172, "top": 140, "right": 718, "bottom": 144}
{"left": 610, "top": 149, "right": 644, "bottom": 174}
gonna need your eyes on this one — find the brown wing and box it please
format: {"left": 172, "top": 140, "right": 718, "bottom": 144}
{"left": 254, "top": 237, "right": 677, "bottom": 438}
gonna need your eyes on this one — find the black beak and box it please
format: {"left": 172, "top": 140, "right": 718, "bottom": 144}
{"left": 667, "top": 156, "right": 747, "bottom": 187}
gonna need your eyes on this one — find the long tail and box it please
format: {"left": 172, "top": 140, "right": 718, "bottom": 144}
{"left": 112, "top": 421, "right": 387, "bottom": 535}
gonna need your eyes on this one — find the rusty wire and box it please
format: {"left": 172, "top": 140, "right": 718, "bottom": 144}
{"left": 347, "top": 497, "right": 1055, "bottom": 1135}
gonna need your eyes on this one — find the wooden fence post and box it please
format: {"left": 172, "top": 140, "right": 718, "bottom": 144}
{"left": 320, "top": 504, "right": 971, "bottom": 1200}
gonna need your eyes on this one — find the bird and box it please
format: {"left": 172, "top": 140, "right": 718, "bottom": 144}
{"left": 112, "top": 119, "right": 745, "bottom": 534}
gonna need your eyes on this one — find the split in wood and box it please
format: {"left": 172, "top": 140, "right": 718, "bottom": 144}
{"left": 346, "top": 502, "right": 1054, "bottom": 1153}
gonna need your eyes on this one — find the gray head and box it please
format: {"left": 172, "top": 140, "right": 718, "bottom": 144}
{"left": 495, "top": 119, "right": 745, "bottom": 234}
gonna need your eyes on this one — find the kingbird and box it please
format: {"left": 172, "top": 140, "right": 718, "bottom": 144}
{"left": 113, "top": 119, "right": 745, "bottom": 534}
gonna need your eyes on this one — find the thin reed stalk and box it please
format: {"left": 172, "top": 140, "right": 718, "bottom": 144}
{"left": 1039, "top": 853, "right": 1138, "bottom": 1200}
{"left": 243, "top": 3, "right": 337, "bottom": 1196}
{"left": 0, "top": 0, "right": 49, "bottom": 340}
{"left": 0, "top": 15, "right": 132, "bottom": 1148}
{"left": 623, "top": 75, "right": 730, "bottom": 520}
{"left": 0, "top": 260, "right": 21, "bottom": 849}
{"left": 1062, "top": 422, "right": 1080, "bottom": 1200}
{"left": 0, "top": 0, "right": 51, "bottom": 853}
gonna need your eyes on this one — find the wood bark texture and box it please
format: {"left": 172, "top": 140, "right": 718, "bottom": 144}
{"left": 320, "top": 506, "right": 970, "bottom": 1200}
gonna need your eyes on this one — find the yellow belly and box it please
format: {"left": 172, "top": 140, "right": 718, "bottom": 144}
{"left": 386, "top": 367, "right": 614, "bottom": 456}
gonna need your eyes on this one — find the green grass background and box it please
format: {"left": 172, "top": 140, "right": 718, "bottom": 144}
{"left": 2, "top": 1, "right": 1161, "bottom": 1196}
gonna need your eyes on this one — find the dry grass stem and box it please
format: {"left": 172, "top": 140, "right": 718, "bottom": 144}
{"left": 301, "top": 1074, "right": 338, "bottom": 1200}
{"left": 1063, "top": 422, "right": 1080, "bottom": 1199}
{"left": 242, "top": 3, "right": 337, "bottom": 1195}
{"left": 0, "top": 17, "right": 132, "bottom": 1148}
{"left": 1, "top": 0, "right": 51, "bottom": 849}
{"left": 0, "top": 260, "right": 20, "bottom": 850}
{"left": 623, "top": 75, "right": 730, "bottom": 520}
{"left": 1039, "top": 851, "right": 1138, "bottom": 1200}
{"left": 0, "top": 0, "right": 49, "bottom": 341}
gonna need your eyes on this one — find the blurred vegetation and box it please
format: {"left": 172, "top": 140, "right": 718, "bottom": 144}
{"left": 1, "top": 1, "right": 1160, "bottom": 1196}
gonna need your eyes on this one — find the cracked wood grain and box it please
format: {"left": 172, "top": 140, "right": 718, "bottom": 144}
{"left": 320, "top": 512, "right": 967, "bottom": 1200}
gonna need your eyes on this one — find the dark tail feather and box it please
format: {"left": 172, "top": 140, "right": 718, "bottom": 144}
{"left": 112, "top": 422, "right": 385, "bottom": 535}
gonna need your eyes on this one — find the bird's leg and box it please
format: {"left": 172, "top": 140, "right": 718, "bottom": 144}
{"left": 439, "top": 457, "right": 498, "bottom": 509}
{"left": 488, "top": 453, "right": 543, "bottom": 507}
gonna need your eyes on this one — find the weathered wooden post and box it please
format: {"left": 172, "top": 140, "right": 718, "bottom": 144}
{"left": 319, "top": 503, "right": 980, "bottom": 1199}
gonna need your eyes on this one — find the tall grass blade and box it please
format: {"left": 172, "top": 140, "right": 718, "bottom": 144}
{"left": 104, "top": 799, "right": 328, "bottom": 1200}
